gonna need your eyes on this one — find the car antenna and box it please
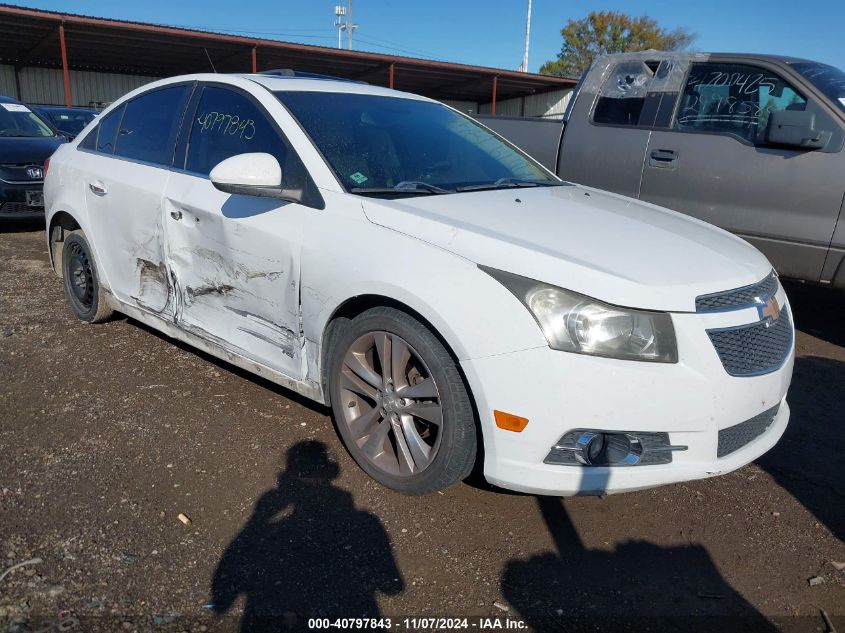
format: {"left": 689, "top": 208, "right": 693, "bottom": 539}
{"left": 203, "top": 48, "right": 217, "bottom": 73}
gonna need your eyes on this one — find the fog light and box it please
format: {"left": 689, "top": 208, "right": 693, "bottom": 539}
{"left": 574, "top": 432, "right": 643, "bottom": 465}
{"left": 545, "top": 429, "right": 686, "bottom": 467}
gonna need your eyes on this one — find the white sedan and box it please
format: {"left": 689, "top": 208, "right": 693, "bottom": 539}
{"left": 43, "top": 72, "right": 794, "bottom": 495}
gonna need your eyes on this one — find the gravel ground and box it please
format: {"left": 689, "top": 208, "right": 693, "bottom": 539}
{"left": 1, "top": 223, "right": 843, "bottom": 633}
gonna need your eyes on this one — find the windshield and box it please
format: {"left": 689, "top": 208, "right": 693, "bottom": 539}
{"left": 44, "top": 109, "right": 96, "bottom": 135}
{"left": 274, "top": 91, "right": 558, "bottom": 195}
{"left": 791, "top": 62, "right": 845, "bottom": 113}
{"left": 0, "top": 103, "right": 57, "bottom": 138}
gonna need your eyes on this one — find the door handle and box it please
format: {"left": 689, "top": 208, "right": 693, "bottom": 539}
{"left": 89, "top": 181, "right": 107, "bottom": 196}
{"left": 648, "top": 149, "right": 679, "bottom": 169}
{"left": 170, "top": 209, "right": 183, "bottom": 221}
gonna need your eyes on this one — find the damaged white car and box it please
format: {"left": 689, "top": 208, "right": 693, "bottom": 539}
{"left": 44, "top": 72, "right": 794, "bottom": 496}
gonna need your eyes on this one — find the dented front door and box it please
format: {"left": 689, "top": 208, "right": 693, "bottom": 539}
{"left": 162, "top": 171, "right": 304, "bottom": 380}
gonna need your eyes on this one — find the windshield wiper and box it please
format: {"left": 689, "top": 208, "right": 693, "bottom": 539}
{"left": 456, "top": 177, "right": 563, "bottom": 192}
{"left": 350, "top": 181, "right": 453, "bottom": 196}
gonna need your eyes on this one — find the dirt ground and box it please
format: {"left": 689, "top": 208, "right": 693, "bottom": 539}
{"left": 1, "top": 222, "right": 843, "bottom": 633}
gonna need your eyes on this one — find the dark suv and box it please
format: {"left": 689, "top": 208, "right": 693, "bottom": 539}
{"left": 0, "top": 95, "right": 65, "bottom": 220}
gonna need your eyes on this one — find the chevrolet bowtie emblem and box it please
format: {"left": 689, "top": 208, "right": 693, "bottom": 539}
{"left": 758, "top": 296, "right": 781, "bottom": 323}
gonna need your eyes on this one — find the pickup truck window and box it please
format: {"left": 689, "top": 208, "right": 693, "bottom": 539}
{"left": 674, "top": 63, "right": 806, "bottom": 144}
{"left": 791, "top": 62, "right": 845, "bottom": 113}
{"left": 274, "top": 91, "right": 555, "bottom": 193}
{"left": 592, "top": 61, "right": 657, "bottom": 127}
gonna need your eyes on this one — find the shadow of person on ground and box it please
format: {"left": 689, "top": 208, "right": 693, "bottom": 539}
{"left": 758, "top": 355, "right": 845, "bottom": 543}
{"left": 783, "top": 279, "right": 845, "bottom": 349}
{"left": 211, "top": 441, "right": 403, "bottom": 632}
{"left": 0, "top": 218, "right": 44, "bottom": 234}
{"left": 501, "top": 471, "right": 779, "bottom": 632}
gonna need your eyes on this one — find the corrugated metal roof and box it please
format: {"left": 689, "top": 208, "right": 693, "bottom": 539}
{"left": 0, "top": 3, "right": 576, "bottom": 104}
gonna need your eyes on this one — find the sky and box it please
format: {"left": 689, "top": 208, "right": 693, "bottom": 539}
{"left": 11, "top": 0, "right": 845, "bottom": 74}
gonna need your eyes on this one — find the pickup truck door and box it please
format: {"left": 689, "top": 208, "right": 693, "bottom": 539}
{"left": 639, "top": 58, "right": 845, "bottom": 283}
{"left": 163, "top": 84, "right": 309, "bottom": 380}
{"left": 558, "top": 59, "right": 663, "bottom": 198}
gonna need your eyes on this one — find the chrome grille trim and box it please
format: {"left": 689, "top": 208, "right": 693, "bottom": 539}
{"left": 706, "top": 308, "right": 792, "bottom": 377}
{"left": 695, "top": 272, "right": 779, "bottom": 313}
{"left": 718, "top": 404, "right": 780, "bottom": 458}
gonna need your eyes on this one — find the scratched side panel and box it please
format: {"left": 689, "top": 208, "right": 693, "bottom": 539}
{"left": 163, "top": 171, "right": 304, "bottom": 381}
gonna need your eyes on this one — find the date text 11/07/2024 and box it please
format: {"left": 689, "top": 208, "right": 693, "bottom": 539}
{"left": 306, "top": 617, "right": 529, "bottom": 630}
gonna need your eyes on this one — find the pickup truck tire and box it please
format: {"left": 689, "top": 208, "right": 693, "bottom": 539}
{"left": 328, "top": 307, "right": 477, "bottom": 495}
{"left": 61, "top": 230, "right": 113, "bottom": 323}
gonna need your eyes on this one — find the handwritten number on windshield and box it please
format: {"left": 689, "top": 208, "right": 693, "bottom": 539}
{"left": 196, "top": 111, "right": 256, "bottom": 140}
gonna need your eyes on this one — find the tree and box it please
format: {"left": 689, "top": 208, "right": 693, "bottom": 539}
{"left": 540, "top": 11, "right": 696, "bottom": 78}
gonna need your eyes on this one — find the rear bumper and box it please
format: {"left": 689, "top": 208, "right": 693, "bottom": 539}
{"left": 461, "top": 287, "right": 794, "bottom": 496}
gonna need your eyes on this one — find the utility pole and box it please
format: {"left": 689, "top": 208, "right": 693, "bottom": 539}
{"left": 518, "top": 0, "right": 532, "bottom": 72}
{"left": 334, "top": 5, "right": 346, "bottom": 49}
{"left": 346, "top": 0, "right": 357, "bottom": 50}
{"left": 333, "top": 1, "right": 358, "bottom": 50}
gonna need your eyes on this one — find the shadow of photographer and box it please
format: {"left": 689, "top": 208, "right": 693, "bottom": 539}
{"left": 501, "top": 472, "right": 779, "bottom": 632}
{"left": 211, "top": 440, "right": 404, "bottom": 632}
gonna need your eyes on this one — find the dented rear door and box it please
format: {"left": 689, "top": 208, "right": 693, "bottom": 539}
{"left": 83, "top": 84, "right": 192, "bottom": 315}
{"left": 162, "top": 84, "right": 306, "bottom": 380}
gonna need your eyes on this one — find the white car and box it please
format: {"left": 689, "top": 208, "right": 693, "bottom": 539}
{"left": 43, "top": 72, "right": 794, "bottom": 496}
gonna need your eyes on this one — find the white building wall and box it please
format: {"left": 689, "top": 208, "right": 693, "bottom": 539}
{"left": 1, "top": 64, "right": 160, "bottom": 106}
{"left": 478, "top": 87, "right": 572, "bottom": 119}
{"left": 439, "top": 98, "right": 478, "bottom": 115}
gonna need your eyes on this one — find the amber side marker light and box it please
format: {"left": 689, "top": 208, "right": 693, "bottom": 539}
{"left": 494, "top": 410, "right": 529, "bottom": 432}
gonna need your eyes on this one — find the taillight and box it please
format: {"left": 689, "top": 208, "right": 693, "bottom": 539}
{"left": 43, "top": 158, "right": 50, "bottom": 175}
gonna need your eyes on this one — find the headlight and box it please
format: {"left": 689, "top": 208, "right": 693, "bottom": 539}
{"left": 481, "top": 266, "right": 677, "bottom": 363}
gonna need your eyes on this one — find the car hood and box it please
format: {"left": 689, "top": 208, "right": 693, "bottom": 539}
{"left": 0, "top": 136, "right": 65, "bottom": 165}
{"left": 361, "top": 184, "right": 773, "bottom": 312}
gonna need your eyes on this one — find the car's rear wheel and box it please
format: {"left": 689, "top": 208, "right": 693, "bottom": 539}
{"left": 61, "top": 230, "right": 113, "bottom": 323}
{"left": 328, "top": 307, "right": 477, "bottom": 495}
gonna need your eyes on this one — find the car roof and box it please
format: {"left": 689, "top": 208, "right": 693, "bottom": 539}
{"left": 0, "top": 95, "right": 21, "bottom": 104}
{"left": 35, "top": 105, "right": 96, "bottom": 112}
{"left": 241, "top": 73, "right": 433, "bottom": 101}
{"left": 138, "top": 72, "right": 433, "bottom": 103}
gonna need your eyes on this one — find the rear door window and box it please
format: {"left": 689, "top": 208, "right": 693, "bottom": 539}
{"left": 674, "top": 63, "right": 806, "bottom": 144}
{"left": 113, "top": 85, "right": 190, "bottom": 166}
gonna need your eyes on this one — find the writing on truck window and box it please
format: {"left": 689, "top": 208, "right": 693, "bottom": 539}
{"left": 196, "top": 111, "right": 256, "bottom": 140}
{"left": 675, "top": 64, "right": 806, "bottom": 141}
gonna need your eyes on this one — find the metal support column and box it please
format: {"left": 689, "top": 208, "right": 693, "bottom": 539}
{"left": 59, "top": 23, "right": 71, "bottom": 106}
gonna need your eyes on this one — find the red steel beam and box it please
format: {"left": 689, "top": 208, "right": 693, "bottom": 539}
{"left": 389, "top": 62, "right": 394, "bottom": 89}
{"left": 251, "top": 45, "right": 257, "bottom": 73}
{"left": 58, "top": 22, "right": 71, "bottom": 106}
{"left": 491, "top": 75, "right": 498, "bottom": 116}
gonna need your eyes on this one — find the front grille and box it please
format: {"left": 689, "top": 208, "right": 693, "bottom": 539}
{"left": 718, "top": 405, "right": 779, "bottom": 457}
{"left": 706, "top": 308, "right": 792, "bottom": 377}
{"left": 696, "top": 272, "right": 779, "bottom": 312}
{"left": 0, "top": 202, "right": 39, "bottom": 214}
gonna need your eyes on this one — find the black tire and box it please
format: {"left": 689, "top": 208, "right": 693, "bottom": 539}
{"left": 61, "top": 229, "right": 113, "bottom": 323}
{"left": 328, "top": 307, "right": 477, "bottom": 495}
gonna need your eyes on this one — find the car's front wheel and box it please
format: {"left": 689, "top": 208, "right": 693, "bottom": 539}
{"left": 61, "top": 230, "right": 113, "bottom": 323}
{"left": 328, "top": 307, "right": 477, "bottom": 495}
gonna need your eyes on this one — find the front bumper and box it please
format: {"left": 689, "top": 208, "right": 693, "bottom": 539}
{"left": 461, "top": 287, "right": 794, "bottom": 496}
{"left": 1, "top": 181, "right": 45, "bottom": 219}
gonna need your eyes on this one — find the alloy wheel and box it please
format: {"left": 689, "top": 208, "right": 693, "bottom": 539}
{"left": 337, "top": 331, "right": 443, "bottom": 477}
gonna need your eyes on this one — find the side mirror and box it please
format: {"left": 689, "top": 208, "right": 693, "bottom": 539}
{"left": 766, "top": 110, "right": 830, "bottom": 150}
{"left": 210, "top": 152, "right": 303, "bottom": 203}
